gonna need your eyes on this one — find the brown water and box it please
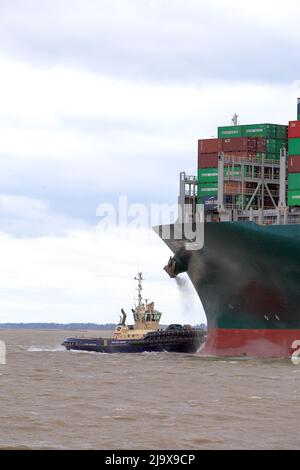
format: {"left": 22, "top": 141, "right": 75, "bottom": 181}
{"left": 0, "top": 329, "right": 300, "bottom": 450}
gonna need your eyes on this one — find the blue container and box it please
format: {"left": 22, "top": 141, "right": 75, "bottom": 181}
{"left": 201, "top": 195, "right": 218, "bottom": 210}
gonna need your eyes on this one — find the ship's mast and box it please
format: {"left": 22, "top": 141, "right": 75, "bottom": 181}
{"left": 134, "top": 272, "right": 144, "bottom": 307}
{"left": 232, "top": 113, "right": 238, "bottom": 126}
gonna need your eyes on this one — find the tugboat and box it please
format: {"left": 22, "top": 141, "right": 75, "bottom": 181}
{"left": 62, "top": 273, "right": 206, "bottom": 353}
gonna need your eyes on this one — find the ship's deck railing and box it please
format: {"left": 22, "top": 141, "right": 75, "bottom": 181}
{"left": 224, "top": 156, "right": 281, "bottom": 166}
{"left": 224, "top": 203, "right": 257, "bottom": 209}
{"left": 225, "top": 175, "right": 280, "bottom": 182}
{"left": 224, "top": 188, "right": 279, "bottom": 196}
{"left": 223, "top": 204, "right": 281, "bottom": 212}
{"left": 185, "top": 190, "right": 197, "bottom": 196}
{"left": 184, "top": 175, "right": 197, "bottom": 182}
{"left": 288, "top": 214, "right": 300, "bottom": 224}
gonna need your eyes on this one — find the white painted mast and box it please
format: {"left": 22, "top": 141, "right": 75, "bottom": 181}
{"left": 134, "top": 272, "right": 144, "bottom": 307}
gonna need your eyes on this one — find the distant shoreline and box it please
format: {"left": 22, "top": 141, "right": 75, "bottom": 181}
{"left": 0, "top": 323, "right": 117, "bottom": 330}
{"left": 0, "top": 322, "right": 206, "bottom": 330}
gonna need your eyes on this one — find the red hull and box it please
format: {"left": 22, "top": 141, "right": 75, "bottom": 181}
{"left": 200, "top": 328, "right": 300, "bottom": 358}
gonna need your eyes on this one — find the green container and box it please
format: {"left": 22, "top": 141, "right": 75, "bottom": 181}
{"left": 218, "top": 125, "right": 243, "bottom": 138}
{"left": 224, "top": 166, "right": 241, "bottom": 178}
{"left": 276, "top": 139, "right": 287, "bottom": 153}
{"left": 266, "top": 139, "right": 277, "bottom": 153}
{"left": 288, "top": 138, "right": 300, "bottom": 156}
{"left": 288, "top": 173, "right": 300, "bottom": 191}
{"left": 276, "top": 125, "right": 288, "bottom": 139}
{"left": 198, "top": 182, "right": 218, "bottom": 196}
{"left": 198, "top": 168, "right": 218, "bottom": 183}
{"left": 243, "top": 123, "right": 276, "bottom": 138}
{"left": 198, "top": 167, "right": 241, "bottom": 183}
{"left": 288, "top": 190, "right": 300, "bottom": 206}
{"left": 265, "top": 153, "right": 277, "bottom": 160}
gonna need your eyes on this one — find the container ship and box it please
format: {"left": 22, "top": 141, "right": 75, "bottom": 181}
{"left": 156, "top": 98, "right": 300, "bottom": 358}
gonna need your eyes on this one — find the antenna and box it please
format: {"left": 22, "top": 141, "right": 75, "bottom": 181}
{"left": 134, "top": 272, "right": 144, "bottom": 307}
{"left": 232, "top": 113, "right": 238, "bottom": 126}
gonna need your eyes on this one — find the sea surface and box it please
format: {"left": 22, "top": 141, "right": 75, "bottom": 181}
{"left": 0, "top": 329, "right": 300, "bottom": 450}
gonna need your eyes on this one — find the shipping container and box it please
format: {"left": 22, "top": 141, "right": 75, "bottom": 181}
{"left": 224, "top": 166, "right": 241, "bottom": 178}
{"left": 198, "top": 139, "right": 219, "bottom": 154}
{"left": 288, "top": 190, "right": 300, "bottom": 206}
{"left": 201, "top": 195, "right": 218, "bottom": 210}
{"left": 266, "top": 153, "right": 278, "bottom": 160}
{"left": 288, "top": 138, "right": 300, "bottom": 156}
{"left": 266, "top": 139, "right": 277, "bottom": 153}
{"left": 198, "top": 153, "right": 218, "bottom": 169}
{"left": 218, "top": 125, "right": 243, "bottom": 139}
{"left": 298, "top": 98, "right": 300, "bottom": 121}
{"left": 243, "top": 123, "right": 277, "bottom": 138}
{"left": 288, "top": 173, "right": 300, "bottom": 190}
{"left": 288, "top": 121, "right": 300, "bottom": 139}
{"left": 198, "top": 180, "right": 218, "bottom": 194}
{"left": 198, "top": 165, "right": 242, "bottom": 179}
{"left": 256, "top": 138, "right": 267, "bottom": 152}
{"left": 288, "top": 155, "right": 300, "bottom": 173}
{"left": 198, "top": 168, "right": 218, "bottom": 183}
{"left": 276, "top": 139, "right": 287, "bottom": 152}
{"left": 224, "top": 181, "right": 244, "bottom": 195}
{"left": 220, "top": 137, "right": 257, "bottom": 152}
{"left": 276, "top": 125, "right": 288, "bottom": 139}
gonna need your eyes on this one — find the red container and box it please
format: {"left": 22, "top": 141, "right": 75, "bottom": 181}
{"left": 224, "top": 181, "right": 244, "bottom": 195}
{"left": 289, "top": 121, "right": 300, "bottom": 139}
{"left": 247, "top": 138, "right": 258, "bottom": 151}
{"left": 256, "top": 138, "right": 266, "bottom": 152}
{"left": 288, "top": 155, "right": 300, "bottom": 172}
{"left": 221, "top": 137, "right": 247, "bottom": 152}
{"left": 198, "top": 153, "right": 218, "bottom": 168}
{"left": 220, "top": 137, "right": 258, "bottom": 153}
{"left": 198, "top": 139, "right": 219, "bottom": 155}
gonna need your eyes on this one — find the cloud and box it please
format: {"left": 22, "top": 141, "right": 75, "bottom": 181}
{"left": 0, "top": 56, "right": 298, "bottom": 229}
{"left": 0, "top": 0, "right": 299, "bottom": 82}
{"left": 0, "top": 194, "right": 89, "bottom": 236}
{"left": 0, "top": 227, "right": 205, "bottom": 325}
{"left": 0, "top": 194, "right": 205, "bottom": 324}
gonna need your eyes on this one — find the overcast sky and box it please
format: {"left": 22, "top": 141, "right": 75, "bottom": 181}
{"left": 0, "top": 0, "right": 299, "bottom": 325}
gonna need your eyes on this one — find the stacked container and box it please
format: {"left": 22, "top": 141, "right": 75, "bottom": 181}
{"left": 198, "top": 123, "right": 288, "bottom": 211}
{"left": 219, "top": 137, "right": 266, "bottom": 161}
{"left": 198, "top": 139, "right": 219, "bottom": 168}
{"left": 288, "top": 120, "right": 300, "bottom": 206}
{"left": 197, "top": 139, "right": 219, "bottom": 207}
{"left": 218, "top": 123, "right": 288, "bottom": 160}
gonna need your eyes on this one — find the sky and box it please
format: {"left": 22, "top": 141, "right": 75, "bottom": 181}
{"left": 0, "top": 0, "right": 299, "bottom": 324}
